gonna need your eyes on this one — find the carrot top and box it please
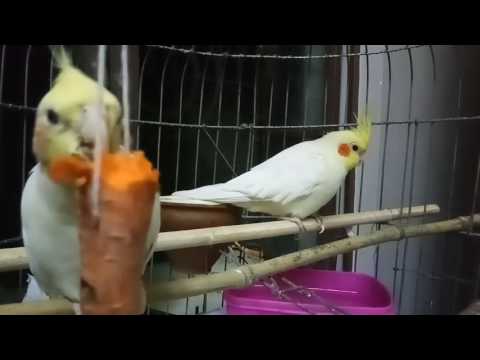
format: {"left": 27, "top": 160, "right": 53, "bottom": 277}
{"left": 48, "top": 151, "right": 159, "bottom": 190}
{"left": 101, "top": 151, "right": 159, "bottom": 191}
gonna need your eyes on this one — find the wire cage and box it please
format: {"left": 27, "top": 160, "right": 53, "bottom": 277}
{"left": 0, "top": 44, "right": 480, "bottom": 315}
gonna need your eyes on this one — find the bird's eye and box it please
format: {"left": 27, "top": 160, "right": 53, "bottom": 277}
{"left": 46, "top": 109, "right": 60, "bottom": 125}
{"left": 352, "top": 144, "right": 359, "bottom": 152}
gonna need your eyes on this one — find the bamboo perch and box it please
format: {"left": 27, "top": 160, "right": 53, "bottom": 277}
{"left": 0, "top": 299, "right": 73, "bottom": 315}
{"left": 0, "top": 247, "right": 28, "bottom": 272}
{"left": 147, "top": 214, "right": 480, "bottom": 302}
{"left": 0, "top": 204, "right": 439, "bottom": 273}
{"left": 0, "top": 212, "right": 476, "bottom": 315}
{"left": 152, "top": 204, "right": 441, "bottom": 252}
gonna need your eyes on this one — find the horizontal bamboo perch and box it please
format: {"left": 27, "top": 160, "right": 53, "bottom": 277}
{"left": 152, "top": 204, "right": 441, "bottom": 252}
{"left": 0, "top": 299, "right": 74, "bottom": 315}
{"left": 0, "top": 212, "right": 476, "bottom": 315}
{"left": 0, "top": 204, "right": 440, "bottom": 273}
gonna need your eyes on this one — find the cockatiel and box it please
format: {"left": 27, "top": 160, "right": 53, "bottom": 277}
{"left": 21, "top": 47, "right": 161, "bottom": 308}
{"left": 168, "top": 116, "right": 372, "bottom": 230}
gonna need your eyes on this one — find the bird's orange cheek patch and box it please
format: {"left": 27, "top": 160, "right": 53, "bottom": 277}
{"left": 338, "top": 143, "right": 351, "bottom": 157}
{"left": 33, "top": 127, "right": 48, "bottom": 159}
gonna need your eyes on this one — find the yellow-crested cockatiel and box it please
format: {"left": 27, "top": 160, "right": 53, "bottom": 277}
{"left": 21, "top": 46, "right": 161, "bottom": 310}
{"left": 166, "top": 115, "right": 372, "bottom": 230}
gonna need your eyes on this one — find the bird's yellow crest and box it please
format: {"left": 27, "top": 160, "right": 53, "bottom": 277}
{"left": 351, "top": 111, "right": 372, "bottom": 150}
{"left": 49, "top": 45, "right": 73, "bottom": 70}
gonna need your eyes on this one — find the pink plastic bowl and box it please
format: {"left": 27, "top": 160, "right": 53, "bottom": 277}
{"left": 224, "top": 268, "right": 396, "bottom": 315}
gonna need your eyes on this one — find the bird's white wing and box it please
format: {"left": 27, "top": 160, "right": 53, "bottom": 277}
{"left": 173, "top": 141, "right": 329, "bottom": 206}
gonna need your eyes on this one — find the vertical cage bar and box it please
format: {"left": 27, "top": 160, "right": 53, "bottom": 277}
{"left": 398, "top": 119, "right": 419, "bottom": 313}
{"left": 451, "top": 76, "right": 465, "bottom": 313}
{"left": 137, "top": 48, "right": 154, "bottom": 314}
{"left": 265, "top": 80, "right": 274, "bottom": 159}
{"left": 414, "top": 122, "right": 434, "bottom": 313}
{"left": 231, "top": 58, "right": 244, "bottom": 177}
{"left": 246, "top": 55, "right": 259, "bottom": 172}
{"left": 393, "top": 47, "right": 415, "bottom": 310}
{"left": 19, "top": 45, "right": 32, "bottom": 292}
{"left": 212, "top": 56, "right": 227, "bottom": 183}
{"left": 193, "top": 57, "right": 209, "bottom": 187}
{"left": 22, "top": 45, "right": 32, "bottom": 186}
{"left": 302, "top": 45, "right": 313, "bottom": 141}
{"left": 282, "top": 76, "right": 290, "bottom": 149}
{"left": 354, "top": 45, "right": 370, "bottom": 272}
{"left": 136, "top": 49, "right": 150, "bottom": 152}
{"left": 374, "top": 45, "right": 393, "bottom": 279}
{"left": 174, "top": 52, "right": 192, "bottom": 191}
{"left": 156, "top": 52, "right": 172, "bottom": 169}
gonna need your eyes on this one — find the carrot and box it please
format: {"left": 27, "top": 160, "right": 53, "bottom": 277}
{"left": 100, "top": 151, "right": 159, "bottom": 191}
{"left": 49, "top": 151, "right": 160, "bottom": 190}
{"left": 49, "top": 156, "right": 93, "bottom": 187}
{"left": 74, "top": 151, "right": 159, "bottom": 315}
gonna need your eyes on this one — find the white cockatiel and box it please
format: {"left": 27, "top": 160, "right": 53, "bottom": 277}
{"left": 21, "top": 46, "right": 161, "bottom": 308}
{"left": 169, "top": 116, "right": 372, "bottom": 228}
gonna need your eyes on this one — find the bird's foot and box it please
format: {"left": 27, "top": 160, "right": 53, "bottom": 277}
{"left": 345, "top": 226, "right": 355, "bottom": 237}
{"left": 279, "top": 216, "right": 307, "bottom": 233}
{"left": 312, "top": 215, "right": 326, "bottom": 235}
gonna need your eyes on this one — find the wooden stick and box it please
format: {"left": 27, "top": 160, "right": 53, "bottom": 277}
{"left": 0, "top": 212, "right": 475, "bottom": 315}
{"left": 152, "top": 204, "right": 441, "bottom": 252}
{"left": 147, "top": 214, "right": 479, "bottom": 301}
{"left": 0, "top": 299, "right": 74, "bottom": 315}
{"left": 0, "top": 204, "right": 440, "bottom": 273}
{"left": 0, "top": 247, "right": 29, "bottom": 272}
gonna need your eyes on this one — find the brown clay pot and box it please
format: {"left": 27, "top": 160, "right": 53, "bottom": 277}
{"left": 160, "top": 199, "right": 242, "bottom": 274}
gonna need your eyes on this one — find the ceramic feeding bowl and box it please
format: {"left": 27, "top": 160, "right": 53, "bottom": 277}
{"left": 160, "top": 197, "right": 242, "bottom": 274}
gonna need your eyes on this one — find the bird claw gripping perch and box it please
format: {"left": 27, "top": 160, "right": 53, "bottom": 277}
{"left": 279, "top": 217, "right": 308, "bottom": 233}
{"left": 313, "top": 215, "right": 326, "bottom": 235}
{"left": 278, "top": 216, "right": 325, "bottom": 236}
{"left": 344, "top": 226, "right": 355, "bottom": 238}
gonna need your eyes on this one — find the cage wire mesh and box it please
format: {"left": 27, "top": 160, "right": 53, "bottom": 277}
{"left": 0, "top": 45, "right": 480, "bottom": 314}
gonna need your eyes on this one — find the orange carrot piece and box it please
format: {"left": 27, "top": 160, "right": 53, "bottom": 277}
{"left": 49, "top": 156, "right": 93, "bottom": 186}
{"left": 78, "top": 151, "right": 159, "bottom": 315}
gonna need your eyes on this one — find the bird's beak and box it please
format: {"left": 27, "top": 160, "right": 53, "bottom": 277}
{"left": 80, "top": 140, "right": 95, "bottom": 160}
{"left": 71, "top": 138, "right": 95, "bottom": 161}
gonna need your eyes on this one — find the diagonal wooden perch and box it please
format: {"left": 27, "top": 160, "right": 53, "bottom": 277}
{"left": 147, "top": 214, "right": 480, "bottom": 302}
{"left": 0, "top": 212, "right": 477, "bottom": 315}
{"left": 0, "top": 204, "right": 440, "bottom": 273}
